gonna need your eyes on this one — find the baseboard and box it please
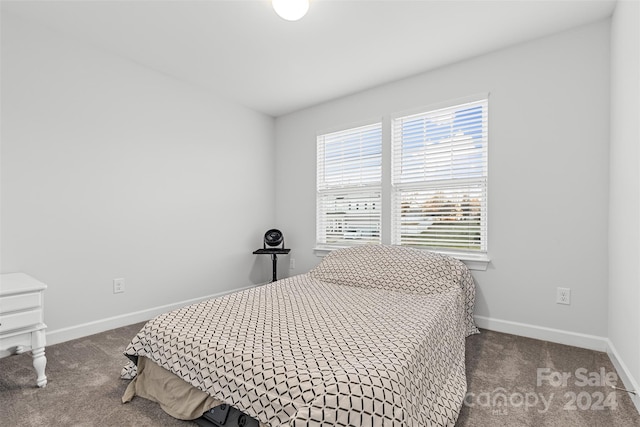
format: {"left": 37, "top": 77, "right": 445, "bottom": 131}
{"left": 473, "top": 315, "right": 609, "bottom": 352}
{"left": 46, "top": 284, "right": 257, "bottom": 346}
{"left": 475, "top": 315, "right": 640, "bottom": 415}
{"left": 606, "top": 339, "right": 640, "bottom": 414}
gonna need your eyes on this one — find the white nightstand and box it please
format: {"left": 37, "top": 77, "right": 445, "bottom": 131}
{"left": 0, "top": 273, "right": 48, "bottom": 387}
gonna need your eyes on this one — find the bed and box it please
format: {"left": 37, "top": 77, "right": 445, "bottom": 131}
{"left": 122, "top": 244, "right": 479, "bottom": 426}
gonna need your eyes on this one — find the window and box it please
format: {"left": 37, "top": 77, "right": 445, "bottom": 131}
{"left": 315, "top": 96, "right": 489, "bottom": 264}
{"left": 391, "top": 98, "right": 488, "bottom": 255}
{"left": 316, "top": 122, "right": 382, "bottom": 248}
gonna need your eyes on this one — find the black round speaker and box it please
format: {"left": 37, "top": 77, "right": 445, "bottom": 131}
{"left": 264, "top": 229, "right": 283, "bottom": 247}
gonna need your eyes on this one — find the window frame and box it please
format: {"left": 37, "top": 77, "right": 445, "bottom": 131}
{"left": 314, "top": 95, "right": 490, "bottom": 271}
{"left": 315, "top": 121, "right": 383, "bottom": 250}
{"left": 390, "top": 96, "right": 489, "bottom": 260}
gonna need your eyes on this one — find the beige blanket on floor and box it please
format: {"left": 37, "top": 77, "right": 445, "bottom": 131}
{"left": 122, "top": 356, "right": 222, "bottom": 420}
{"left": 123, "top": 357, "right": 268, "bottom": 425}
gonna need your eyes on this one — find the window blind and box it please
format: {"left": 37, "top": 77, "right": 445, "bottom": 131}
{"left": 317, "top": 123, "right": 382, "bottom": 247}
{"left": 391, "top": 99, "right": 488, "bottom": 253}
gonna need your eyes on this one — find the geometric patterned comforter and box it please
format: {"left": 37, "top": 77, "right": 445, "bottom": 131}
{"left": 124, "top": 245, "right": 478, "bottom": 426}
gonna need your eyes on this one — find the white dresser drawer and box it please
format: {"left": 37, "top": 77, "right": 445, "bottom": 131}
{"left": 0, "top": 309, "right": 42, "bottom": 333}
{"left": 0, "top": 292, "right": 41, "bottom": 313}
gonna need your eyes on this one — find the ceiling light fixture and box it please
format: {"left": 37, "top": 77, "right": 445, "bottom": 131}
{"left": 272, "top": 0, "right": 309, "bottom": 21}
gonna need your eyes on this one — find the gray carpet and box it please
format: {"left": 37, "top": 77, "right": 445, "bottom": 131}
{"left": 1, "top": 323, "right": 638, "bottom": 426}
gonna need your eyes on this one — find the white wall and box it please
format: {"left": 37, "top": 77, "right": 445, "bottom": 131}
{"left": 0, "top": 12, "right": 276, "bottom": 340}
{"left": 275, "top": 21, "right": 611, "bottom": 339}
{"left": 608, "top": 0, "right": 640, "bottom": 408}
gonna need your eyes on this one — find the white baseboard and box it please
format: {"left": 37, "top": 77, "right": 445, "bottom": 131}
{"left": 46, "top": 284, "right": 257, "bottom": 346}
{"left": 606, "top": 339, "right": 640, "bottom": 413}
{"left": 474, "top": 315, "right": 609, "bottom": 351}
{"left": 475, "top": 315, "right": 640, "bottom": 415}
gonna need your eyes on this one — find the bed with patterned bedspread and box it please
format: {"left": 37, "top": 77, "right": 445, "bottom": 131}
{"left": 122, "top": 244, "right": 479, "bottom": 426}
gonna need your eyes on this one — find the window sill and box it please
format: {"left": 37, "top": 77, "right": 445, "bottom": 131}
{"left": 436, "top": 250, "right": 490, "bottom": 271}
{"left": 313, "top": 246, "right": 490, "bottom": 271}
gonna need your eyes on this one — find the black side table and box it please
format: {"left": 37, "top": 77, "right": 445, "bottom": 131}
{"left": 253, "top": 248, "right": 291, "bottom": 282}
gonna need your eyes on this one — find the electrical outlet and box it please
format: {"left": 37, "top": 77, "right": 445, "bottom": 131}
{"left": 556, "top": 287, "right": 570, "bottom": 305}
{"left": 290, "top": 258, "right": 295, "bottom": 270}
{"left": 113, "top": 278, "right": 125, "bottom": 294}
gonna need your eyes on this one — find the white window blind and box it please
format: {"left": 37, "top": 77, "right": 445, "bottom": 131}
{"left": 391, "top": 98, "right": 488, "bottom": 253}
{"left": 317, "top": 123, "right": 382, "bottom": 248}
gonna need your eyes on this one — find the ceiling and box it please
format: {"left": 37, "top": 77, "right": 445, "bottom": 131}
{"left": 3, "top": 0, "right": 616, "bottom": 117}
